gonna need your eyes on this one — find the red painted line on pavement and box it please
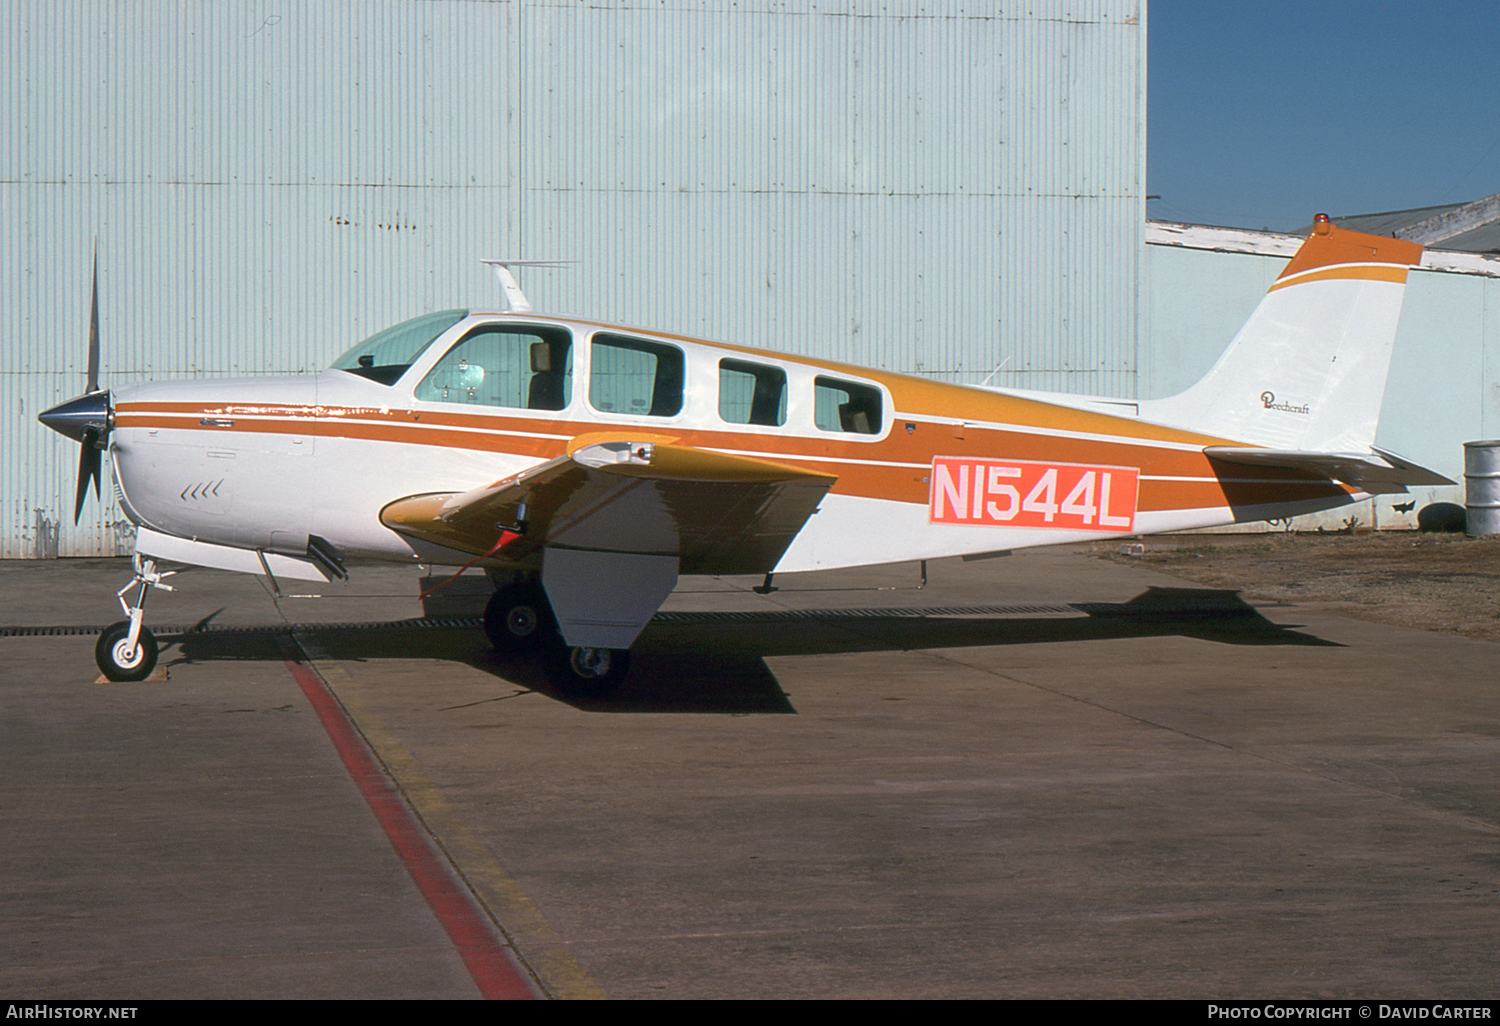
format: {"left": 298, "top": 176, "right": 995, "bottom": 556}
{"left": 279, "top": 641, "right": 539, "bottom": 1000}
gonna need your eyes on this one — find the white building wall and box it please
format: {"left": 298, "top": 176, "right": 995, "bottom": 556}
{"left": 3, "top": 0, "right": 1144, "bottom": 557}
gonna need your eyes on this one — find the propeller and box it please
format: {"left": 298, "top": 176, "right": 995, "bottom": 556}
{"left": 37, "top": 240, "right": 113, "bottom": 524}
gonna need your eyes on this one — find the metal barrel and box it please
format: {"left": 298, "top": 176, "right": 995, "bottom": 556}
{"left": 1464, "top": 440, "right": 1500, "bottom": 537}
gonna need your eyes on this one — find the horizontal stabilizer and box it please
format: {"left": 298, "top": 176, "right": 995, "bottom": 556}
{"left": 1204, "top": 446, "right": 1453, "bottom": 494}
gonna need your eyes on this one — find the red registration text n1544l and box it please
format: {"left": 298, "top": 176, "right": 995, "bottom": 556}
{"left": 929, "top": 457, "right": 1138, "bottom": 533}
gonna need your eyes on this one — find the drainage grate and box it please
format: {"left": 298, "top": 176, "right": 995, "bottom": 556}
{"left": 0, "top": 625, "right": 106, "bottom": 637}
{"left": 0, "top": 617, "right": 484, "bottom": 639}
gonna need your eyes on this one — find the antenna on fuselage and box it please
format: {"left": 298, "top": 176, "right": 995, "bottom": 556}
{"left": 978, "top": 355, "right": 1012, "bottom": 388}
{"left": 479, "top": 259, "right": 573, "bottom": 314}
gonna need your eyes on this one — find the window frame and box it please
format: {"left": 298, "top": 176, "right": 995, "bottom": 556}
{"left": 717, "top": 357, "right": 789, "bottom": 428}
{"left": 812, "top": 375, "right": 884, "bottom": 436}
{"left": 410, "top": 321, "right": 575, "bottom": 413}
{"left": 586, "top": 331, "right": 687, "bottom": 420}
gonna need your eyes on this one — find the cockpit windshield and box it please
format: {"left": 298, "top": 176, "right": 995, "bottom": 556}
{"left": 331, "top": 309, "right": 468, "bottom": 385}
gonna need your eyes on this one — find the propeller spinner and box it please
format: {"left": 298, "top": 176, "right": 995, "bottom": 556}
{"left": 38, "top": 241, "right": 112, "bottom": 524}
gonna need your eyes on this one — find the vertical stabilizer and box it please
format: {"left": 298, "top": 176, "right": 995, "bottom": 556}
{"left": 1139, "top": 220, "right": 1424, "bottom": 451}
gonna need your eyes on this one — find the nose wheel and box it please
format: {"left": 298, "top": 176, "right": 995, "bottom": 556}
{"left": 96, "top": 622, "right": 158, "bottom": 682}
{"left": 96, "top": 555, "right": 173, "bottom": 682}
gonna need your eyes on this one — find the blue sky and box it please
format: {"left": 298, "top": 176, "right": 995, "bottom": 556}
{"left": 1148, "top": 1, "right": 1500, "bottom": 231}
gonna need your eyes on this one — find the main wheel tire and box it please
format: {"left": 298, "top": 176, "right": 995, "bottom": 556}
{"left": 483, "top": 582, "right": 555, "bottom": 653}
{"left": 95, "top": 621, "right": 158, "bottom": 682}
{"left": 544, "top": 642, "right": 631, "bottom": 697}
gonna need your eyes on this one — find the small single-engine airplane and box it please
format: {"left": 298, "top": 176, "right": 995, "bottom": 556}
{"left": 40, "top": 217, "right": 1449, "bottom": 688}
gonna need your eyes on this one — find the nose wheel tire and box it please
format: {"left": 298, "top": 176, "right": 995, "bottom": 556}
{"left": 96, "top": 622, "right": 159, "bottom": 682}
{"left": 483, "top": 582, "right": 555, "bottom": 654}
{"left": 544, "top": 641, "right": 630, "bottom": 697}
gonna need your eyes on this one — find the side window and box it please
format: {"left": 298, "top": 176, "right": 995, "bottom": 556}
{"left": 718, "top": 359, "right": 787, "bottom": 427}
{"left": 589, "top": 334, "right": 684, "bottom": 417}
{"left": 814, "top": 376, "right": 882, "bottom": 435}
{"left": 414, "top": 326, "right": 572, "bottom": 411}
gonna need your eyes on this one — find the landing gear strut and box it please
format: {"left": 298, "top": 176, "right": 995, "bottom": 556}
{"left": 96, "top": 555, "right": 173, "bottom": 681}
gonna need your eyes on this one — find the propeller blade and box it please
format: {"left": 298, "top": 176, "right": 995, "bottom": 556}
{"left": 87, "top": 238, "right": 100, "bottom": 394}
{"left": 42, "top": 242, "right": 111, "bottom": 526}
{"left": 73, "top": 426, "right": 101, "bottom": 525}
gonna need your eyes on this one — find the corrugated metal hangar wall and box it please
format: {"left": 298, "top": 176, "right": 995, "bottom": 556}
{"left": 3, "top": 0, "right": 1146, "bottom": 558}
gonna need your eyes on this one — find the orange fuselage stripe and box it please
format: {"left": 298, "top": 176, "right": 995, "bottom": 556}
{"left": 116, "top": 400, "right": 1350, "bottom": 513}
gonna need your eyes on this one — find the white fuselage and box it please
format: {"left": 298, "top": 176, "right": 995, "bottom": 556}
{"left": 108, "top": 311, "right": 1364, "bottom": 578}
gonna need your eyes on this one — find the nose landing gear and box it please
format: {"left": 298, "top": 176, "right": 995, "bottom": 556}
{"left": 96, "top": 555, "right": 173, "bottom": 682}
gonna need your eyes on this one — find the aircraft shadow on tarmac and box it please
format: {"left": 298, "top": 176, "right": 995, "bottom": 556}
{"left": 159, "top": 586, "right": 1338, "bottom": 714}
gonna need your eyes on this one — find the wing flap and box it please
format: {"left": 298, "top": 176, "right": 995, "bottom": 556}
{"left": 380, "top": 438, "right": 836, "bottom": 575}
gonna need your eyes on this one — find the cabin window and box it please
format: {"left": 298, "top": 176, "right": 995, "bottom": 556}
{"left": 332, "top": 309, "right": 468, "bottom": 385}
{"left": 718, "top": 359, "right": 787, "bottom": 427}
{"left": 589, "top": 334, "right": 684, "bottom": 417}
{"left": 414, "top": 325, "right": 572, "bottom": 410}
{"left": 814, "top": 376, "right": 882, "bottom": 435}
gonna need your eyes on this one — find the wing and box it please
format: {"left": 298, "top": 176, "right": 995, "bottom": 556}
{"left": 379, "top": 434, "right": 837, "bottom": 576}
{"left": 1204, "top": 445, "right": 1453, "bottom": 494}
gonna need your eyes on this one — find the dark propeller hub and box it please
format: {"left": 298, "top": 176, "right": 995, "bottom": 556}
{"left": 39, "top": 389, "right": 112, "bottom": 444}
{"left": 39, "top": 389, "right": 113, "bottom": 523}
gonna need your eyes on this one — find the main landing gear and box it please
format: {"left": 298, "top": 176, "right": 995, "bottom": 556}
{"left": 482, "top": 581, "right": 554, "bottom": 654}
{"left": 96, "top": 555, "right": 174, "bottom": 681}
{"left": 482, "top": 578, "right": 631, "bottom": 695}
{"left": 543, "top": 642, "right": 630, "bottom": 697}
